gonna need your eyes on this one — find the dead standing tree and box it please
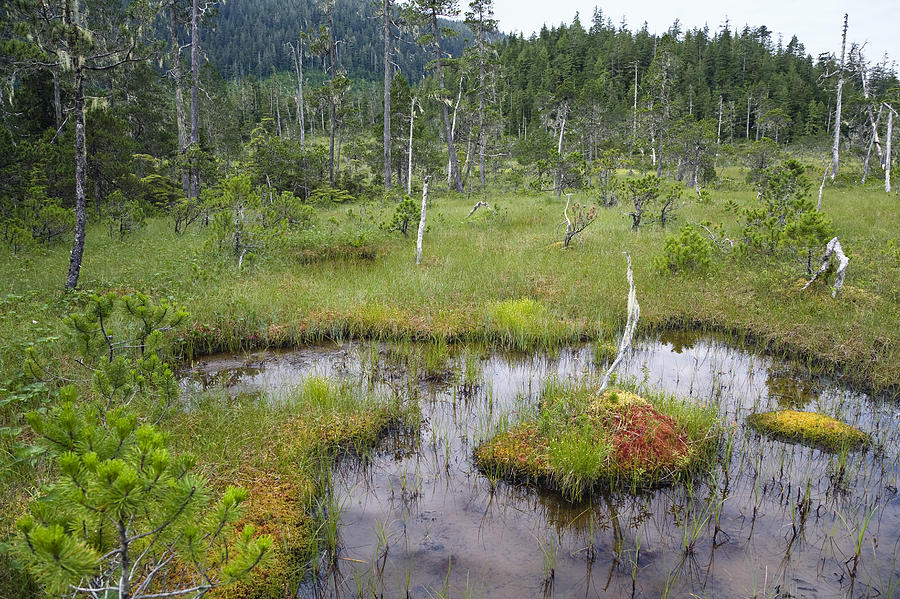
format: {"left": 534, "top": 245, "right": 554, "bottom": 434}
{"left": 597, "top": 252, "right": 640, "bottom": 394}
{"left": 408, "top": 0, "right": 464, "bottom": 193}
{"left": 885, "top": 102, "right": 896, "bottom": 193}
{"left": 416, "top": 175, "right": 431, "bottom": 264}
{"left": 820, "top": 14, "right": 849, "bottom": 181}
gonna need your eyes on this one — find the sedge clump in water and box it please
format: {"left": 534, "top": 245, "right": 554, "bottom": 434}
{"left": 474, "top": 383, "right": 719, "bottom": 501}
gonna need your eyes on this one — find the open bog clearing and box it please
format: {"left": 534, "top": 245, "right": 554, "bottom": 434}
{"left": 181, "top": 332, "right": 900, "bottom": 599}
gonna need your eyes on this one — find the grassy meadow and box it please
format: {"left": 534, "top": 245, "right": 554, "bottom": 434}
{"left": 2, "top": 174, "right": 897, "bottom": 392}
{"left": 0, "top": 168, "right": 898, "bottom": 597}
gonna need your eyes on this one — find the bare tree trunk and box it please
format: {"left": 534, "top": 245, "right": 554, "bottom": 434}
{"left": 416, "top": 175, "right": 430, "bottom": 265}
{"left": 430, "top": 10, "right": 462, "bottom": 192}
{"left": 383, "top": 0, "right": 392, "bottom": 189}
{"left": 447, "top": 75, "right": 463, "bottom": 186}
{"left": 817, "top": 157, "right": 831, "bottom": 211}
{"left": 274, "top": 83, "right": 283, "bottom": 140}
{"left": 717, "top": 95, "right": 723, "bottom": 145}
{"left": 190, "top": 0, "right": 201, "bottom": 200}
{"left": 887, "top": 107, "right": 894, "bottom": 193}
{"left": 328, "top": 12, "right": 337, "bottom": 188}
{"left": 597, "top": 252, "right": 640, "bottom": 394}
{"left": 831, "top": 14, "right": 848, "bottom": 181}
{"left": 631, "top": 62, "right": 638, "bottom": 163}
{"left": 289, "top": 41, "right": 306, "bottom": 150}
{"left": 478, "top": 44, "right": 487, "bottom": 189}
{"left": 746, "top": 95, "right": 751, "bottom": 139}
{"left": 66, "top": 66, "right": 87, "bottom": 290}
{"left": 408, "top": 96, "right": 415, "bottom": 196}
{"left": 52, "top": 67, "right": 62, "bottom": 130}
{"left": 169, "top": 1, "right": 189, "bottom": 196}
{"left": 858, "top": 48, "right": 885, "bottom": 167}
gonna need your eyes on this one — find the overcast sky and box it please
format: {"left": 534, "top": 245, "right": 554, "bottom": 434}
{"left": 492, "top": 0, "right": 898, "bottom": 67}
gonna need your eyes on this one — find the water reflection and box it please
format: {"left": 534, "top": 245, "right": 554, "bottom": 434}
{"left": 181, "top": 335, "right": 900, "bottom": 598}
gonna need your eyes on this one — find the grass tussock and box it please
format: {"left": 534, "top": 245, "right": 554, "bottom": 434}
{"left": 474, "top": 383, "right": 719, "bottom": 501}
{"left": 747, "top": 410, "right": 869, "bottom": 452}
{"left": 166, "top": 376, "right": 415, "bottom": 599}
{"left": 483, "top": 298, "right": 578, "bottom": 351}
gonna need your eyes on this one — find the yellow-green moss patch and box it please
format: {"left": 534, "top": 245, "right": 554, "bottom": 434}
{"left": 747, "top": 410, "right": 869, "bottom": 451}
{"left": 475, "top": 385, "right": 719, "bottom": 501}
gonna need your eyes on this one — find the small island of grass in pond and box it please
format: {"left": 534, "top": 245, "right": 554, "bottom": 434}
{"left": 747, "top": 410, "right": 869, "bottom": 451}
{"left": 474, "top": 383, "right": 719, "bottom": 501}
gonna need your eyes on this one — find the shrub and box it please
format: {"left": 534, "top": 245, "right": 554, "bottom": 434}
{"left": 657, "top": 225, "right": 714, "bottom": 273}
{"left": 11, "top": 387, "right": 273, "bottom": 597}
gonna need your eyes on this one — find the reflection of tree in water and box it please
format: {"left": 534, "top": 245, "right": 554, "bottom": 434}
{"left": 765, "top": 366, "right": 820, "bottom": 409}
{"left": 658, "top": 329, "right": 704, "bottom": 354}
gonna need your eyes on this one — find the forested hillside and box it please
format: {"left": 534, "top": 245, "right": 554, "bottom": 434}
{"left": 206, "top": 0, "right": 473, "bottom": 80}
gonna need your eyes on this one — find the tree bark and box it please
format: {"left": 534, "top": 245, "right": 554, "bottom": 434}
{"left": 416, "top": 175, "right": 430, "bottom": 265}
{"left": 383, "top": 0, "right": 392, "bottom": 189}
{"left": 830, "top": 14, "right": 848, "bottom": 181}
{"left": 190, "top": 0, "right": 201, "bottom": 199}
{"left": 52, "top": 66, "right": 62, "bottom": 130}
{"left": 857, "top": 49, "right": 885, "bottom": 167}
{"left": 430, "top": 9, "right": 463, "bottom": 192}
{"left": 408, "top": 96, "right": 415, "bottom": 196}
{"left": 64, "top": 0, "right": 87, "bottom": 291}
{"left": 289, "top": 40, "right": 306, "bottom": 149}
{"left": 328, "top": 11, "right": 337, "bottom": 188}
{"left": 887, "top": 108, "right": 894, "bottom": 193}
{"left": 66, "top": 66, "right": 87, "bottom": 290}
{"left": 447, "top": 74, "right": 463, "bottom": 186}
{"left": 169, "top": 0, "right": 189, "bottom": 196}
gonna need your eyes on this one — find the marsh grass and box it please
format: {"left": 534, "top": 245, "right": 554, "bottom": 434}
{"left": 474, "top": 381, "right": 720, "bottom": 501}
{"left": 160, "top": 375, "right": 416, "bottom": 599}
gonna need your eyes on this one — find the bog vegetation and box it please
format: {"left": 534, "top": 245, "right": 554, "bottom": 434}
{"left": 0, "top": 0, "right": 898, "bottom": 597}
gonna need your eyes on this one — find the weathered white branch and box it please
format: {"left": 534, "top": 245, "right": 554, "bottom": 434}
{"left": 465, "top": 200, "right": 494, "bottom": 219}
{"left": 802, "top": 236, "right": 849, "bottom": 298}
{"left": 817, "top": 157, "right": 831, "bottom": 211}
{"left": 597, "top": 252, "right": 640, "bottom": 394}
{"left": 694, "top": 222, "right": 734, "bottom": 252}
{"left": 416, "top": 175, "right": 430, "bottom": 265}
{"left": 563, "top": 194, "right": 572, "bottom": 235}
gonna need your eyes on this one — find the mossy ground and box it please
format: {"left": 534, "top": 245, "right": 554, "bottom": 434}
{"left": 161, "top": 377, "right": 415, "bottom": 599}
{"left": 747, "top": 410, "right": 869, "bottom": 451}
{"left": 475, "top": 384, "right": 719, "bottom": 501}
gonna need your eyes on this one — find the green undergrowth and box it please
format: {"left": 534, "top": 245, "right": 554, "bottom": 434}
{"left": 135, "top": 377, "right": 416, "bottom": 599}
{"left": 747, "top": 409, "right": 869, "bottom": 452}
{"left": 474, "top": 381, "right": 720, "bottom": 501}
{"left": 1, "top": 184, "right": 898, "bottom": 395}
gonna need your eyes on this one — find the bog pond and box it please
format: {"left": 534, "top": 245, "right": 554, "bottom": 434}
{"left": 181, "top": 333, "right": 900, "bottom": 599}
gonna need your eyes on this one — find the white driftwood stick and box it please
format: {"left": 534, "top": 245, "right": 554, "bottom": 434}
{"left": 597, "top": 252, "right": 640, "bottom": 394}
{"left": 802, "top": 236, "right": 849, "bottom": 297}
{"left": 563, "top": 194, "right": 572, "bottom": 236}
{"left": 416, "top": 175, "right": 430, "bottom": 265}
{"left": 465, "top": 200, "right": 494, "bottom": 219}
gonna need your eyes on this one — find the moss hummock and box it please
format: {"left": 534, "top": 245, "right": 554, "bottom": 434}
{"left": 474, "top": 385, "right": 719, "bottom": 501}
{"left": 747, "top": 410, "right": 869, "bottom": 451}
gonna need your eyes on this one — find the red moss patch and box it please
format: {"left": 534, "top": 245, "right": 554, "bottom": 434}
{"left": 606, "top": 405, "right": 691, "bottom": 471}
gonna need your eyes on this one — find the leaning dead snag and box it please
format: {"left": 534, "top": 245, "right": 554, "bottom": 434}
{"left": 817, "top": 157, "right": 831, "bottom": 211}
{"left": 466, "top": 200, "right": 494, "bottom": 219}
{"left": 802, "top": 236, "right": 849, "bottom": 297}
{"left": 560, "top": 194, "right": 597, "bottom": 247}
{"left": 598, "top": 252, "right": 640, "bottom": 394}
{"left": 416, "top": 175, "right": 430, "bottom": 265}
